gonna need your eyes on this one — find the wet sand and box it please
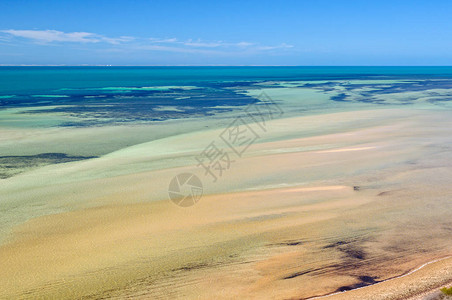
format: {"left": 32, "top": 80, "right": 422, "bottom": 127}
{"left": 1, "top": 108, "right": 452, "bottom": 299}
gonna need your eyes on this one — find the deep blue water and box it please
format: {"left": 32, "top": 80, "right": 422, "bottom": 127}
{"left": 1, "top": 67, "right": 452, "bottom": 126}
{"left": 2, "top": 66, "right": 452, "bottom": 94}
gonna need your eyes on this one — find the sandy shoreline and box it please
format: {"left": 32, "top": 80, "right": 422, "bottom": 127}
{"left": 308, "top": 256, "right": 452, "bottom": 300}
{"left": 1, "top": 107, "right": 452, "bottom": 299}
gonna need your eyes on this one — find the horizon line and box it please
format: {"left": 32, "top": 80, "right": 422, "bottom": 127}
{"left": 1, "top": 65, "right": 452, "bottom": 67}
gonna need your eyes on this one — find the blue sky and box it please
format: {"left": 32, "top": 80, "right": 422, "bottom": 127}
{"left": 1, "top": 0, "right": 451, "bottom": 66}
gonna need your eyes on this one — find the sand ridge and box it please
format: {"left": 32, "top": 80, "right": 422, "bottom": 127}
{"left": 1, "top": 108, "right": 452, "bottom": 299}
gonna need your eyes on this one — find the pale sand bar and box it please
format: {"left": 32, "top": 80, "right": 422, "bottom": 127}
{"left": 1, "top": 108, "right": 452, "bottom": 299}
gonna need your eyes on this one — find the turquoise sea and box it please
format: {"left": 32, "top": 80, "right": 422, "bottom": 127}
{"left": 1, "top": 66, "right": 452, "bottom": 127}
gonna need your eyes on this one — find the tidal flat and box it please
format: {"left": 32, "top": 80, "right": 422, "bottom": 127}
{"left": 1, "top": 67, "right": 452, "bottom": 299}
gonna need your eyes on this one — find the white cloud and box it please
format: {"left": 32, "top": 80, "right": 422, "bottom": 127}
{"left": 235, "top": 42, "right": 254, "bottom": 47}
{"left": 1, "top": 29, "right": 133, "bottom": 44}
{"left": 149, "top": 37, "right": 178, "bottom": 43}
{"left": 153, "top": 38, "right": 256, "bottom": 49}
{"left": 101, "top": 36, "right": 135, "bottom": 45}
{"left": 1, "top": 29, "right": 294, "bottom": 54}
{"left": 257, "top": 43, "right": 294, "bottom": 50}
{"left": 147, "top": 38, "right": 240, "bottom": 48}
{"left": 181, "top": 40, "right": 256, "bottom": 48}
{"left": 183, "top": 40, "right": 223, "bottom": 48}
